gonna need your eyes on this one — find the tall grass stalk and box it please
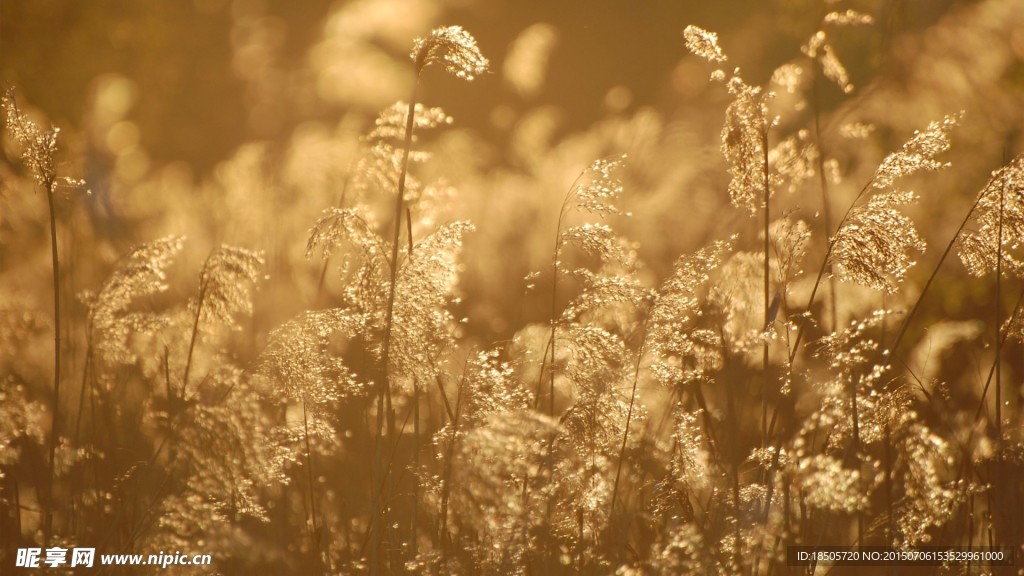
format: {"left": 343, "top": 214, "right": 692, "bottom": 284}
{"left": 370, "top": 87, "right": 418, "bottom": 572}
{"left": 42, "top": 153, "right": 61, "bottom": 548}
{"left": 760, "top": 128, "right": 771, "bottom": 447}
{"left": 608, "top": 331, "right": 646, "bottom": 543}
{"left": 886, "top": 197, "right": 988, "bottom": 359}
{"left": 812, "top": 61, "right": 838, "bottom": 334}
{"left": 438, "top": 368, "right": 466, "bottom": 548}
{"left": 533, "top": 167, "right": 594, "bottom": 415}
{"left": 301, "top": 400, "right": 323, "bottom": 575}
{"left": 181, "top": 277, "right": 207, "bottom": 396}
{"left": 369, "top": 24, "right": 491, "bottom": 562}
{"left": 994, "top": 176, "right": 1004, "bottom": 437}
{"left": 3, "top": 89, "right": 72, "bottom": 547}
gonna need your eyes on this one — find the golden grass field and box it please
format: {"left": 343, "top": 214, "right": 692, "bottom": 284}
{"left": 2, "top": 1, "right": 1023, "bottom": 573}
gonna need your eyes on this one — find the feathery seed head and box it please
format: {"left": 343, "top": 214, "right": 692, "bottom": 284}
{"left": 872, "top": 114, "right": 960, "bottom": 190}
{"left": 367, "top": 101, "right": 452, "bottom": 143}
{"left": 412, "top": 26, "right": 490, "bottom": 80}
{"left": 2, "top": 89, "right": 85, "bottom": 194}
{"left": 831, "top": 191, "right": 926, "bottom": 293}
{"left": 768, "top": 217, "right": 811, "bottom": 284}
{"left": 894, "top": 414, "right": 959, "bottom": 545}
{"left": 649, "top": 237, "right": 734, "bottom": 387}
{"left": 196, "top": 245, "right": 265, "bottom": 326}
{"left": 721, "top": 77, "right": 771, "bottom": 213}
{"left": 683, "top": 26, "right": 728, "bottom": 64}
{"left": 2, "top": 89, "right": 58, "bottom": 190}
{"left": 254, "top": 309, "right": 369, "bottom": 406}
{"left": 957, "top": 154, "right": 1024, "bottom": 277}
{"left": 573, "top": 156, "right": 626, "bottom": 216}
{"left": 91, "top": 236, "right": 186, "bottom": 364}
{"left": 769, "top": 131, "right": 818, "bottom": 194}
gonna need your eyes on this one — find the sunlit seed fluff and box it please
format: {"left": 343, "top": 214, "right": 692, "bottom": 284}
{"left": 561, "top": 270, "right": 652, "bottom": 321}
{"left": 672, "top": 411, "right": 711, "bottom": 491}
{"left": 683, "top": 25, "right": 728, "bottom": 64}
{"left": 445, "top": 410, "right": 560, "bottom": 573}
{"left": 894, "top": 413, "right": 958, "bottom": 546}
{"left": 366, "top": 101, "right": 453, "bottom": 143}
{"left": 815, "top": 309, "right": 895, "bottom": 369}
{"left": 830, "top": 191, "right": 926, "bottom": 293}
{"left": 170, "top": 373, "right": 290, "bottom": 526}
{"left": 563, "top": 325, "right": 624, "bottom": 389}
{"left": 573, "top": 156, "right": 627, "bottom": 215}
{"left": 1, "top": 89, "right": 58, "bottom": 190}
{"left": 872, "top": 114, "right": 960, "bottom": 190}
{"left": 2, "top": 90, "right": 87, "bottom": 196}
{"left": 711, "top": 251, "right": 768, "bottom": 344}
{"left": 767, "top": 217, "right": 811, "bottom": 283}
{"left": 411, "top": 25, "right": 490, "bottom": 80}
{"left": 559, "top": 223, "right": 620, "bottom": 262}
{"left": 195, "top": 245, "right": 265, "bottom": 326}
{"left": 305, "top": 207, "right": 380, "bottom": 262}
{"left": 769, "top": 130, "right": 818, "bottom": 194}
{"left": 796, "top": 454, "right": 867, "bottom": 513}
{"left": 388, "top": 221, "right": 475, "bottom": 388}
{"left": 254, "top": 309, "right": 369, "bottom": 406}
{"left": 648, "top": 237, "right": 734, "bottom": 387}
{"left": 1003, "top": 304, "right": 1024, "bottom": 344}
{"left": 305, "top": 206, "right": 389, "bottom": 315}
{"left": 648, "top": 522, "right": 710, "bottom": 573}
{"left": 447, "top": 349, "right": 529, "bottom": 431}
{"left": 721, "top": 76, "right": 771, "bottom": 213}
{"left": 90, "top": 236, "right": 186, "bottom": 364}
{"left": 350, "top": 101, "right": 457, "bottom": 203}
{"left": 957, "top": 154, "right": 1024, "bottom": 277}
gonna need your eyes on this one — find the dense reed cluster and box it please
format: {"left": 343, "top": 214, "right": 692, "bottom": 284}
{"left": 2, "top": 3, "right": 1023, "bottom": 575}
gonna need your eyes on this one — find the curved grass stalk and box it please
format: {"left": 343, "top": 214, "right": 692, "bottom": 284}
{"left": 535, "top": 171, "right": 587, "bottom": 414}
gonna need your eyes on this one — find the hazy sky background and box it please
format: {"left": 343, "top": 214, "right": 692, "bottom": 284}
{"left": 1, "top": 0, "right": 955, "bottom": 175}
